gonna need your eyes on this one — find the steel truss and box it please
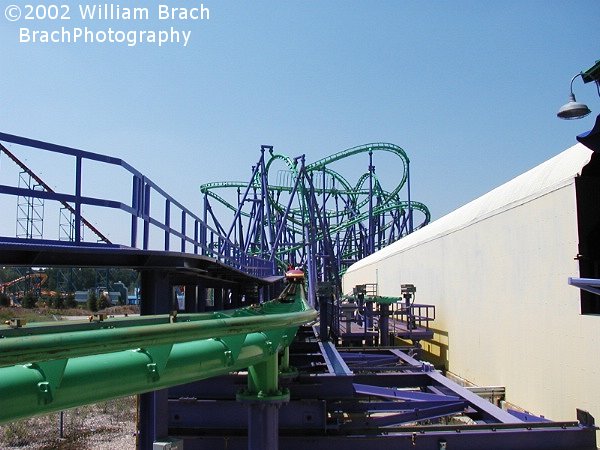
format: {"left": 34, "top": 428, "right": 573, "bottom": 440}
{"left": 200, "top": 144, "right": 431, "bottom": 302}
{"left": 167, "top": 329, "right": 597, "bottom": 450}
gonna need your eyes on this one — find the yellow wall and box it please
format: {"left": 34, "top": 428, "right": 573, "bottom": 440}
{"left": 343, "top": 181, "right": 600, "bottom": 422}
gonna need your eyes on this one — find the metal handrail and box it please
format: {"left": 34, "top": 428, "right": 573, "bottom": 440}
{"left": 0, "top": 132, "right": 273, "bottom": 277}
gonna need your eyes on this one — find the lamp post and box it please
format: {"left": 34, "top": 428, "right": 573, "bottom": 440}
{"left": 558, "top": 59, "right": 600, "bottom": 152}
{"left": 557, "top": 73, "right": 591, "bottom": 120}
{"left": 557, "top": 60, "right": 600, "bottom": 120}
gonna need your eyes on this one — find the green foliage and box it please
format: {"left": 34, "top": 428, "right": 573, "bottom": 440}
{"left": 38, "top": 297, "right": 51, "bottom": 308}
{"left": 0, "top": 308, "right": 55, "bottom": 323}
{"left": 51, "top": 293, "right": 65, "bottom": 309}
{"left": 0, "top": 292, "right": 10, "bottom": 307}
{"left": 65, "top": 293, "right": 77, "bottom": 309}
{"left": 21, "top": 292, "right": 38, "bottom": 309}
{"left": 0, "top": 267, "right": 20, "bottom": 284}
{"left": 87, "top": 291, "right": 98, "bottom": 312}
{"left": 97, "top": 292, "right": 111, "bottom": 311}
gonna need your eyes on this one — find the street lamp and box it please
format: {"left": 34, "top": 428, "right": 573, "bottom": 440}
{"left": 557, "top": 60, "right": 600, "bottom": 120}
{"left": 557, "top": 73, "right": 591, "bottom": 120}
{"left": 558, "top": 60, "right": 600, "bottom": 151}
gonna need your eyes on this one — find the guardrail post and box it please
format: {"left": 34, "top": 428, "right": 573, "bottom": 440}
{"left": 194, "top": 219, "right": 199, "bottom": 254}
{"left": 164, "top": 199, "right": 170, "bottom": 251}
{"left": 202, "top": 194, "right": 208, "bottom": 255}
{"left": 74, "top": 156, "right": 82, "bottom": 243}
{"left": 131, "top": 175, "right": 141, "bottom": 248}
{"left": 143, "top": 182, "right": 151, "bottom": 250}
{"left": 181, "top": 210, "right": 186, "bottom": 253}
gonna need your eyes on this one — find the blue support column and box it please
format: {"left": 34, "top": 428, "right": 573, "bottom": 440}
{"left": 237, "top": 354, "right": 289, "bottom": 450}
{"left": 246, "top": 402, "right": 281, "bottom": 450}
{"left": 379, "top": 303, "right": 390, "bottom": 346}
{"left": 407, "top": 159, "right": 413, "bottom": 233}
{"left": 197, "top": 285, "right": 207, "bottom": 312}
{"left": 138, "top": 390, "right": 169, "bottom": 450}
{"left": 183, "top": 284, "right": 198, "bottom": 313}
{"left": 365, "top": 300, "right": 373, "bottom": 332}
{"left": 214, "top": 287, "right": 224, "bottom": 310}
{"left": 138, "top": 269, "right": 171, "bottom": 449}
{"left": 368, "top": 150, "right": 374, "bottom": 254}
{"left": 318, "top": 282, "right": 332, "bottom": 341}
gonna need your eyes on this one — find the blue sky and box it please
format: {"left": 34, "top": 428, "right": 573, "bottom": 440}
{"left": 1, "top": 1, "right": 599, "bottom": 244}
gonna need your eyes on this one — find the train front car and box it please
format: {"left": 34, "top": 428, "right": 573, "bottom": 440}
{"left": 285, "top": 268, "right": 305, "bottom": 284}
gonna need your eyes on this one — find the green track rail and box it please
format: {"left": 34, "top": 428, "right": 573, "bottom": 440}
{"left": 0, "top": 283, "right": 316, "bottom": 424}
{"left": 199, "top": 143, "right": 430, "bottom": 272}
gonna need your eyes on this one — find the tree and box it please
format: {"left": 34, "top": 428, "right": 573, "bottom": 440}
{"left": 38, "top": 296, "right": 51, "bottom": 308}
{"left": 0, "top": 292, "right": 10, "bottom": 307}
{"left": 65, "top": 293, "right": 77, "bottom": 309}
{"left": 51, "top": 293, "right": 65, "bottom": 309}
{"left": 21, "top": 292, "right": 38, "bottom": 309}
{"left": 87, "top": 291, "right": 98, "bottom": 312}
{"left": 0, "top": 267, "right": 19, "bottom": 284}
{"left": 98, "top": 291, "right": 111, "bottom": 311}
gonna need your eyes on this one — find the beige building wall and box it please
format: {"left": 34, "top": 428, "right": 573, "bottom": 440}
{"left": 343, "top": 144, "right": 600, "bottom": 423}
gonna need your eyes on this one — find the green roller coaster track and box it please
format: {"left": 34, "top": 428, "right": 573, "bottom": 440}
{"left": 0, "top": 281, "right": 316, "bottom": 423}
{"left": 200, "top": 143, "right": 430, "bottom": 278}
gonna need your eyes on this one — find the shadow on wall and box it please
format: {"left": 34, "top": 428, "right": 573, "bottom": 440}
{"left": 394, "top": 326, "right": 449, "bottom": 370}
{"left": 576, "top": 152, "right": 600, "bottom": 314}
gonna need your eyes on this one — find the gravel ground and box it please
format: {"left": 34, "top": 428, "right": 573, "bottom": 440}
{"left": 0, "top": 397, "right": 136, "bottom": 449}
{"left": 0, "top": 307, "right": 141, "bottom": 449}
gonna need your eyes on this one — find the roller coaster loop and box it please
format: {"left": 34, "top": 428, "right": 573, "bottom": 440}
{"left": 200, "top": 143, "right": 430, "bottom": 302}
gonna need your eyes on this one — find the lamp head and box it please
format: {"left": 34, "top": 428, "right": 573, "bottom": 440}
{"left": 557, "top": 93, "right": 592, "bottom": 120}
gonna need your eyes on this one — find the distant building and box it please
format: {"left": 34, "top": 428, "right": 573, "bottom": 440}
{"left": 74, "top": 288, "right": 122, "bottom": 304}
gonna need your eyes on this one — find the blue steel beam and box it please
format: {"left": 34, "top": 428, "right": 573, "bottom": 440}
{"left": 167, "top": 368, "right": 597, "bottom": 450}
{"left": 333, "top": 400, "right": 469, "bottom": 412}
{"left": 568, "top": 277, "right": 600, "bottom": 295}
{"left": 353, "top": 383, "right": 462, "bottom": 403}
{"left": 318, "top": 340, "right": 352, "bottom": 376}
{"left": 177, "top": 424, "right": 596, "bottom": 450}
{"left": 389, "top": 348, "right": 522, "bottom": 424}
{"left": 342, "top": 402, "right": 468, "bottom": 428}
{"left": 508, "top": 409, "right": 553, "bottom": 423}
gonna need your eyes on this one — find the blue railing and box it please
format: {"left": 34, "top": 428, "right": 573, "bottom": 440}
{"left": 0, "top": 132, "right": 274, "bottom": 278}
